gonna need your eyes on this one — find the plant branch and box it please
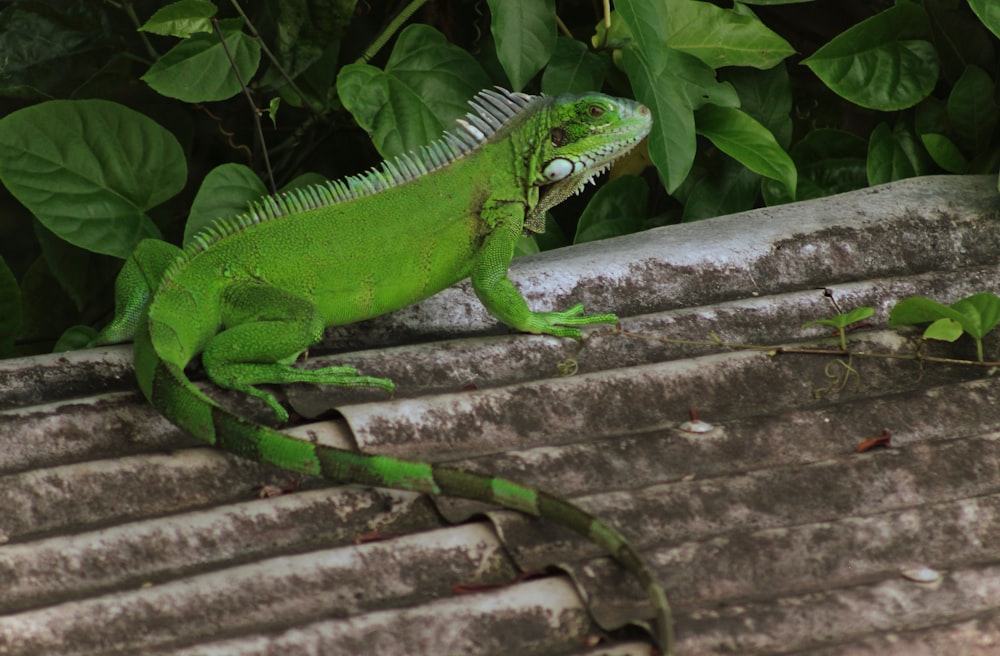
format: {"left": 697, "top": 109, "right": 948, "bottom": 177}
{"left": 356, "top": 0, "right": 429, "bottom": 64}
{"left": 212, "top": 17, "right": 276, "bottom": 192}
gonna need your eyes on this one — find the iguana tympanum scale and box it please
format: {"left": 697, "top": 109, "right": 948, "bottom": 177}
{"left": 93, "top": 88, "right": 670, "bottom": 650}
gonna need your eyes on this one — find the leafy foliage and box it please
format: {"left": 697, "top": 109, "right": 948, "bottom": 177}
{"left": 0, "top": 0, "right": 997, "bottom": 355}
{"left": 890, "top": 293, "right": 1000, "bottom": 362}
{"left": 803, "top": 306, "right": 875, "bottom": 351}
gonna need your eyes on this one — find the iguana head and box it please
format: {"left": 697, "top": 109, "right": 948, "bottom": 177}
{"left": 526, "top": 92, "right": 652, "bottom": 230}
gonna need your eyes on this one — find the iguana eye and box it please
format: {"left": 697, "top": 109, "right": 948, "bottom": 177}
{"left": 588, "top": 104, "right": 605, "bottom": 118}
{"left": 542, "top": 158, "right": 576, "bottom": 181}
{"left": 550, "top": 127, "right": 569, "bottom": 147}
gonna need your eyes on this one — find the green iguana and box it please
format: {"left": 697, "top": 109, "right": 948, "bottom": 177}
{"left": 92, "top": 87, "right": 669, "bottom": 650}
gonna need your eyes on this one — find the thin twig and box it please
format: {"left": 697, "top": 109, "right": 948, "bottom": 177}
{"left": 356, "top": 0, "right": 429, "bottom": 64}
{"left": 228, "top": 0, "right": 322, "bottom": 116}
{"left": 211, "top": 17, "right": 276, "bottom": 192}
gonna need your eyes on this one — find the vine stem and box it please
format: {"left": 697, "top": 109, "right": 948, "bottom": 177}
{"left": 228, "top": 0, "right": 322, "bottom": 116}
{"left": 356, "top": 0, "right": 429, "bottom": 64}
{"left": 211, "top": 17, "right": 276, "bottom": 192}
{"left": 617, "top": 330, "right": 1000, "bottom": 368}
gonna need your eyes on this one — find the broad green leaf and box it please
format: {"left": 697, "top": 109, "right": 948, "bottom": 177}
{"left": 803, "top": 3, "right": 938, "bottom": 110}
{"left": 281, "top": 172, "right": 327, "bottom": 192}
{"left": 541, "top": 37, "right": 607, "bottom": 96}
{"left": 762, "top": 128, "right": 867, "bottom": 205}
{"left": 142, "top": 18, "right": 261, "bottom": 102}
{"left": 615, "top": 0, "right": 670, "bottom": 69}
{"left": 921, "top": 133, "right": 969, "bottom": 173}
{"left": 803, "top": 306, "right": 875, "bottom": 330}
{"left": 34, "top": 221, "right": 119, "bottom": 312}
{"left": 0, "top": 99, "right": 182, "bottom": 258}
{"left": 574, "top": 175, "right": 649, "bottom": 244}
{"left": 622, "top": 45, "right": 737, "bottom": 192}
{"left": 53, "top": 325, "right": 98, "bottom": 353}
{"left": 947, "top": 65, "right": 998, "bottom": 153}
{"left": 0, "top": 256, "right": 20, "bottom": 356}
{"left": 17, "top": 256, "right": 77, "bottom": 346}
{"left": 889, "top": 296, "right": 965, "bottom": 327}
{"left": 720, "top": 64, "right": 793, "bottom": 148}
{"left": 0, "top": 2, "right": 120, "bottom": 100}
{"left": 695, "top": 105, "right": 796, "bottom": 197}
{"left": 926, "top": 0, "right": 996, "bottom": 82}
{"left": 487, "top": 0, "right": 555, "bottom": 91}
{"left": 923, "top": 317, "right": 963, "bottom": 342}
{"left": 622, "top": 48, "right": 693, "bottom": 194}
{"left": 336, "top": 25, "right": 490, "bottom": 158}
{"left": 968, "top": 0, "right": 1000, "bottom": 40}
{"left": 866, "top": 122, "right": 930, "bottom": 185}
{"left": 514, "top": 236, "right": 540, "bottom": 258}
{"left": 891, "top": 292, "right": 1000, "bottom": 361}
{"left": 185, "top": 164, "right": 268, "bottom": 246}
{"left": 668, "top": 0, "right": 795, "bottom": 70}
{"left": 138, "top": 0, "right": 217, "bottom": 38}
{"left": 681, "top": 159, "right": 761, "bottom": 222}
{"left": 258, "top": 0, "right": 355, "bottom": 84}
{"left": 951, "top": 292, "right": 1000, "bottom": 339}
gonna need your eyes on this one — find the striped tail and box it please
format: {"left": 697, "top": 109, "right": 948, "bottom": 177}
{"left": 137, "top": 336, "right": 673, "bottom": 651}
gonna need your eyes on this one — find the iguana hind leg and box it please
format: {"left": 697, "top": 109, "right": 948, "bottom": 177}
{"left": 202, "top": 282, "right": 393, "bottom": 422}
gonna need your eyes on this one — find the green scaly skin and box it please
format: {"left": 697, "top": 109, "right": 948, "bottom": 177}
{"left": 94, "top": 89, "right": 670, "bottom": 651}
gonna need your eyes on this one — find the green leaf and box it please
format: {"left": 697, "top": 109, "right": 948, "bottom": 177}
{"left": 890, "top": 293, "right": 1000, "bottom": 340}
{"left": 185, "top": 164, "right": 268, "bottom": 246}
{"left": 802, "top": 3, "right": 938, "bottom": 110}
{"left": 889, "top": 296, "right": 962, "bottom": 327}
{"left": 681, "top": 159, "right": 761, "bottom": 222}
{"left": 0, "top": 256, "right": 20, "bottom": 356}
{"left": 138, "top": 0, "right": 217, "bottom": 38}
{"left": 487, "top": 0, "right": 555, "bottom": 91}
{"left": 622, "top": 46, "right": 737, "bottom": 193}
{"left": 0, "top": 99, "right": 182, "bottom": 258}
{"left": 668, "top": 0, "right": 795, "bottom": 70}
{"left": 923, "top": 317, "right": 963, "bottom": 342}
{"left": 762, "top": 128, "right": 867, "bottom": 205}
{"left": 720, "top": 64, "right": 793, "bottom": 148}
{"left": 34, "top": 221, "right": 119, "bottom": 312}
{"left": 614, "top": 0, "right": 669, "bottom": 68}
{"left": 695, "top": 105, "right": 796, "bottom": 197}
{"left": 336, "top": 24, "right": 490, "bottom": 158}
{"left": 541, "top": 37, "right": 607, "bottom": 96}
{"left": 947, "top": 65, "right": 998, "bottom": 153}
{"left": 803, "top": 306, "right": 875, "bottom": 330}
{"left": 0, "top": 2, "right": 121, "bottom": 100}
{"left": 968, "top": 0, "right": 1000, "bottom": 40}
{"left": 890, "top": 292, "right": 1000, "bottom": 361}
{"left": 574, "top": 175, "right": 650, "bottom": 244}
{"left": 142, "top": 18, "right": 261, "bottom": 102}
{"left": 53, "top": 325, "right": 98, "bottom": 353}
{"left": 951, "top": 292, "right": 1000, "bottom": 340}
{"left": 921, "top": 133, "right": 969, "bottom": 173}
{"left": 926, "top": 0, "right": 996, "bottom": 83}
{"left": 17, "top": 256, "right": 77, "bottom": 346}
{"left": 866, "top": 122, "right": 930, "bottom": 186}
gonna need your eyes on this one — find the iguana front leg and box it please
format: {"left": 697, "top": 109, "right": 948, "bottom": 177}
{"left": 472, "top": 203, "right": 618, "bottom": 339}
{"left": 200, "top": 282, "right": 394, "bottom": 422}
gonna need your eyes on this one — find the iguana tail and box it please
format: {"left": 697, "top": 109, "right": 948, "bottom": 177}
{"left": 133, "top": 324, "right": 673, "bottom": 652}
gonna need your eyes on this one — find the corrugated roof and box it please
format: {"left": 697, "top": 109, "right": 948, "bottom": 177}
{"left": 2, "top": 174, "right": 1000, "bottom": 654}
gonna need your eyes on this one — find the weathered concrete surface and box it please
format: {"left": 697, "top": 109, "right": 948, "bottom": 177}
{"left": 2, "top": 175, "right": 1000, "bottom": 654}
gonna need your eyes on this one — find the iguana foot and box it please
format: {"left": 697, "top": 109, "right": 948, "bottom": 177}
{"left": 524, "top": 303, "right": 619, "bottom": 339}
